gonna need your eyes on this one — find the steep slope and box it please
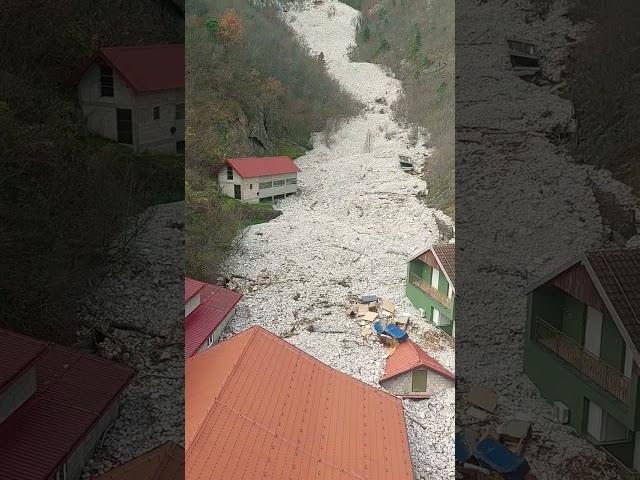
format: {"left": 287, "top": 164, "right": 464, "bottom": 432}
{"left": 221, "top": 2, "right": 455, "bottom": 478}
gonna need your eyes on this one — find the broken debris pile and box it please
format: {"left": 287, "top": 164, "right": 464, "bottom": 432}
{"left": 457, "top": 385, "right": 537, "bottom": 479}
{"left": 347, "top": 293, "right": 409, "bottom": 347}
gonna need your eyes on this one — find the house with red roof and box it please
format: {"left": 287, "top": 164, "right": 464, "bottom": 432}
{"left": 77, "top": 45, "right": 185, "bottom": 154}
{"left": 92, "top": 441, "right": 184, "bottom": 480}
{"left": 186, "top": 325, "right": 414, "bottom": 480}
{"left": 0, "top": 328, "right": 134, "bottom": 480}
{"left": 217, "top": 156, "right": 301, "bottom": 203}
{"left": 184, "top": 277, "right": 243, "bottom": 358}
{"left": 380, "top": 340, "right": 454, "bottom": 399}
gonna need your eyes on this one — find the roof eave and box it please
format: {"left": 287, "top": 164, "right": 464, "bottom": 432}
{"left": 583, "top": 257, "right": 640, "bottom": 365}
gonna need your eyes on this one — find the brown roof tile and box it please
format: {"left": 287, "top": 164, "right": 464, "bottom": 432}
{"left": 433, "top": 244, "right": 455, "bottom": 287}
{"left": 586, "top": 249, "right": 640, "bottom": 348}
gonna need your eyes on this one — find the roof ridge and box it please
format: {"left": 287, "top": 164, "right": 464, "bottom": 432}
{"left": 187, "top": 327, "right": 261, "bottom": 450}
{"left": 207, "top": 361, "right": 368, "bottom": 480}
{"left": 257, "top": 327, "right": 403, "bottom": 404}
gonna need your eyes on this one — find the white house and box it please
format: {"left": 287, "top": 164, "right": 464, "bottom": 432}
{"left": 77, "top": 44, "right": 185, "bottom": 154}
{"left": 217, "top": 156, "right": 301, "bottom": 203}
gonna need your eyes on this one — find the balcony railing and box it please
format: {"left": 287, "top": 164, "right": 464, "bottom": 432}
{"left": 534, "top": 316, "right": 632, "bottom": 404}
{"left": 409, "top": 273, "right": 451, "bottom": 309}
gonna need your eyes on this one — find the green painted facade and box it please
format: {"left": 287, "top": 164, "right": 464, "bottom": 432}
{"left": 523, "top": 285, "right": 640, "bottom": 472}
{"left": 405, "top": 257, "right": 455, "bottom": 336}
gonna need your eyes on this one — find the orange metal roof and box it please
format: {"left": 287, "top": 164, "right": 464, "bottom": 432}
{"left": 186, "top": 326, "right": 414, "bottom": 480}
{"left": 381, "top": 340, "right": 454, "bottom": 382}
{"left": 92, "top": 442, "right": 184, "bottom": 480}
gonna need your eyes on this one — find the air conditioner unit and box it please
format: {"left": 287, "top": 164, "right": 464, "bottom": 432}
{"left": 552, "top": 401, "right": 570, "bottom": 424}
{"left": 418, "top": 308, "right": 425, "bottom": 318}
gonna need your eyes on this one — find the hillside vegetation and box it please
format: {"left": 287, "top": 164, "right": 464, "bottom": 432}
{"left": 0, "top": 0, "right": 184, "bottom": 343}
{"left": 185, "top": 0, "right": 360, "bottom": 281}
{"left": 565, "top": 0, "right": 640, "bottom": 194}
{"left": 350, "top": 0, "right": 454, "bottom": 217}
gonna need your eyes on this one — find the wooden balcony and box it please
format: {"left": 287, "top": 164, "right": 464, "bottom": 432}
{"left": 409, "top": 273, "right": 451, "bottom": 309}
{"left": 534, "top": 316, "right": 632, "bottom": 404}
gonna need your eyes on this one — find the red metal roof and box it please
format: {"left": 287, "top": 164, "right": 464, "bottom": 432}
{"left": 92, "top": 441, "right": 184, "bottom": 480}
{"left": 0, "top": 330, "right": 135, "bottom": 480}
{"left": 86, "top": 45, "right": 184, "bottom": 93}
{"left": 185, "top": 277, "right": 206, "bottom": 302}
{"left": 184, "top": 283, "right": 243, "bottom": 358}
{"left": 0, "top": 329, "right": 47, "bottom": 394}
{"left": 225, "top": 156, "right": 301, "bottom": 179}
{"left": 381, "top": 340, "right": 454, "bottom": 382}
{"left": 185, "top": 326, "right": 414, "bottom": 480}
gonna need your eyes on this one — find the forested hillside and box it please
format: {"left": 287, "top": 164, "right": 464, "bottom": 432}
{"left": 0, "top": 0, "right": 184, "bottom": 342}
{"left": 185, "top": 0, "right": 360, "bottom": 281}
{"left": 566, "top": 0, "right": 640, "bottom": 194}
{"left": 350, "top": 0, "right": 454, "bottom": 217}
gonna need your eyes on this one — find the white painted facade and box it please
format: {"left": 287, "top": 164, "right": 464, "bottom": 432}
{"left": 78, "top": 63, "right": 184, "bottom": 154}
{"left": 217, "top": 166, "right": 298, "bottom": 204}
{"left": 185, "top": 293, "right": 201, "bottom": 318}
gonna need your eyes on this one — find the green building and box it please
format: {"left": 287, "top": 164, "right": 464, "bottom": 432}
{"left": 405, "top": 244, "right": 455, "bottom": 337}
{"left": 523, "top": 249, "right": 640, "bottom": 477}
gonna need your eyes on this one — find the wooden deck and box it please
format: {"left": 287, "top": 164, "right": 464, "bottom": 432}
{"left": 534, "top": 317, "right": 631, "bottom": 404}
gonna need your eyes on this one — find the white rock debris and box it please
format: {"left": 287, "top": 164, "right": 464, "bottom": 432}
{"left": 222, "top": 2, "right": 456, "bottom": 478}
{"left": 457, "top": 0, "right": 637, "bottom": 479}
{"left": 78, "top": 202, "right": 184, "bottom": 478}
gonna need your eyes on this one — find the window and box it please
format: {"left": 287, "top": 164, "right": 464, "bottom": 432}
{"left": 54, "top": 463, "right": 69, "bottom": 480}
{"left": 259, "top": 181, "right": 272, "bottom": 189}
{"left": 286, "top": 177, "right": 297, "bottom": 185}
{"left": 176, "top": 141, "right": 185, "bottom": 155}
{"left": 176, "top": 103, "right": 185, "bottom": 120}
{"left": 250, "top": 184, "right": 253, "bottom": 189}
{"left": 412, "top": 370, "right": 428, "bottom": 392}
{"left": 431, "top": 268, "right": 440, "bottom": 290}
{"left": 273, "top": 179, "right": 285, "bottom": 187}
{"left": 259, "top": 196, "right": 272, "bottom": 203}
{"left": 100, "top": 65, "right": 113, "bottom": 97}
{"left": 274, "top": 194, "right": 285, "bottom": 201}
{"left": 227, "top": 166, "right": 233, "bottom": 180}
{"left": 586, "top": 400, "right": 628, "bottom": 443}
{"left": 153, "top": 106, "right": 160, "bottom": 120}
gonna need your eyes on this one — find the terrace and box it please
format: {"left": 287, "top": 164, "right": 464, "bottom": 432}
{"left": 534, "top": 316, "right": 631, "bottom": 404}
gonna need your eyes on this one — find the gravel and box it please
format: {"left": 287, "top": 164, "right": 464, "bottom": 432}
{"left": 457, "top": 0, "right": 638, "bottom": 478}
{"left": 220, "top": 2, "right": 456, "bottom": 478}
{"left": 78, "top": 202, "right": 184, "bottom": 478}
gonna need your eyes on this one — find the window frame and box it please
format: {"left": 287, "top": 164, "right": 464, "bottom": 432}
{"left": 286, "top": 177, "right": 297, "bottom": 185}
{"left": 153, "top": 106, "right": 160, "bottom": 120}
{"left": 227, "top": 166, "right": 234, "bottom": 180}
{"left": 99, "top": 65, "right": 114, "bottom": 97}
{"left": 175, "top": 103, "right": 185, "bottom": 120}
{"left": 273, "top": 179, "right": 285, "bottom": 187}
{"left": 411, "top": 370, "right": 428, "bottom": 392}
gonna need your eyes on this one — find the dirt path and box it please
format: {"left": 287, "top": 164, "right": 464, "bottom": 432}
{"left": 222, "top": 1, "right": 455, "bottom": 478}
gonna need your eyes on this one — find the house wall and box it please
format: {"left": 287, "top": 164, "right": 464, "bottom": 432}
{"left": 134, "top": 89, "right": 185, "bottom": 154}
{"left": 0, "top": 366, "right": 36, "bottom": 424}
{"left": 217, "top": 168, "right": 298, "bottom": 203}
{"left": 185, "top": 293, "right": 201, "bottom": 318}
{"left": 524, "top": 292, "right": 639, "bottom": 439}
{"left": 381, "top": 369, "right": 454, "bottom": 397}
{"left": 78, "top": 63, "right": 134, "bottom": 144}
{"left": 65, "top": 400, "right": 120, "bottom": 480}
{"left": 405, "top": 260, "right": 454, "bottom": 336}
{"left": 78, "top": 63, "right": 185, "bottom": 154}
{"left": 195, "top": 307, "right": 237, "bottom": 355}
